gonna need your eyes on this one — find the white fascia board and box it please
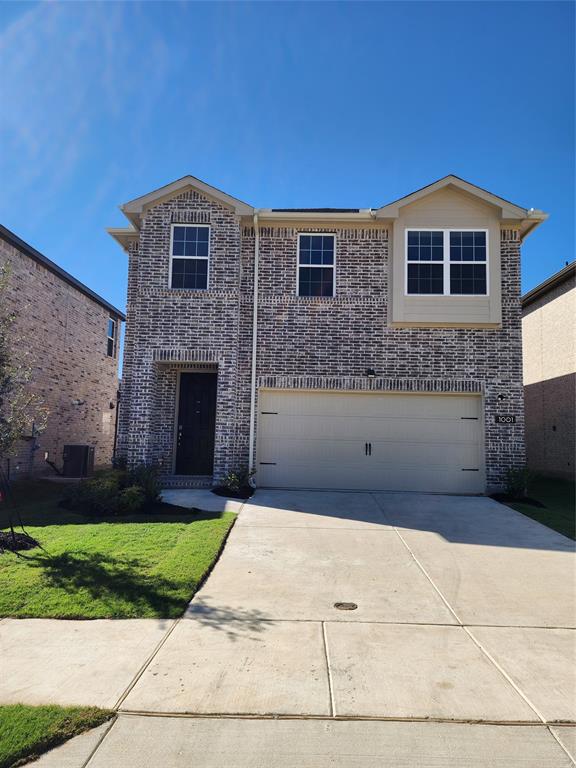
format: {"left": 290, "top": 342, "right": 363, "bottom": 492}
{"left": 256, "top": 209, "right": 374, "bottom": 222}
{"left": 518, "top": 211, "right": 549, "bottom": 240}
{"left": 120, "top": 176, "right": 254, "bottom": 221}
{"left": 107, "top": 227, "right": 139, "bottom": 250}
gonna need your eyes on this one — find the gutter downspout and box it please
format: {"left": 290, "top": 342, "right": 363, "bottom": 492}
{"left": 248, "top": 212, "right": 260, "bottom": 479}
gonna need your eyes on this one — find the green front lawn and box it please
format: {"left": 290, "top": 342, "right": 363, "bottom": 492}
{"left": 0, "top": 482, "right": 235, "bottom": 619}
{"left": 509, "top": 475, "right": 575, "bottom": 540}
{"left": 0, "top": 704, "right": 111, "bottom": 768}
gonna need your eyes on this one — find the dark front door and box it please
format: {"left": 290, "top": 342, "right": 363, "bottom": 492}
{"left": 175, "top": 372, "right": 217, "bottom": 475}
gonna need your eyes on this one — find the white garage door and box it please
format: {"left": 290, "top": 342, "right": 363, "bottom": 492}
{"left": 256, "top": 390, "right": 484, "bottom": 493}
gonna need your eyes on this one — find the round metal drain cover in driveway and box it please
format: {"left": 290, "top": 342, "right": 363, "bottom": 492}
{"left": 334, "top": 602, "right": 358, "bottom": 611}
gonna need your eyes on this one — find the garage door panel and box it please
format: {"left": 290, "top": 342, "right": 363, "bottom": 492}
{"left": 371, "top": 441, "right": 481, "bottom": 468}
{"left": 260, "top": 392, "right": 480, "bottom": 420}
{"left": 256, "top": 391, "right": 484, "bottom": 493}
{"left": 258, "top": 462, "right": 483, "bottom": 494}
{"left": 260, "top": 438, "right": 480, "bottom": 468}
{"left": 259, "top": 416, "right": 479, "bottom": 444}
{"left": 258, "top": 437, "right": 369, "bottom": 463}
{"left": 366, "top": 419, "right": 479, "bottom": 444}
{"left": 259, "top": 416, "right": 370, "bottom": 441}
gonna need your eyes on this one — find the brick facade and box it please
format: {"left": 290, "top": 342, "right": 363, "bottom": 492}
{"left": 0, "top": 232, "right": 123, "bottom": 479}
{"left": 117, "top": 188, "right": 525, "bottom": 492}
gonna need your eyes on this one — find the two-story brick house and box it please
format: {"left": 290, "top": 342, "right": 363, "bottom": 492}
{"left": 109, "top": 175, "right": 546, "bottom": 494}
{"left": 0, "top": 225, "right": 125, "bottom": 478}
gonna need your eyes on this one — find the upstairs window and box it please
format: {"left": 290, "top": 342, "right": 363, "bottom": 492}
{"left": 297, "top": 234, "right": 335, "bottom": 297}
{"left": 406, "top": 231, "right": 444, "bottom": 295}
{"left": 107, "top": 317, "right": 117, "bottom": 358}
{"left": 449, "top": 231, "right": 487, "bottom": 295}
{"left": 406, "top": 229, "right": 488, "bottom": 296}
{"left": 170, "top": 225, "right": 210, "bottom": 290}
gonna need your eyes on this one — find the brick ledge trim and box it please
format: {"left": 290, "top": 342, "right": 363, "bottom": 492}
{"left": 152, "top": 348, "right": 221, "bottom": 364}
{"left": 257, "top": 376, "right": 483, "bottom": 393}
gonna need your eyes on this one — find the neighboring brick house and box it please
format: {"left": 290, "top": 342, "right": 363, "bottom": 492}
{"left": 521, "top": 262, "right": 575, "bottom": 480}
{"left": 0, "top": 225, "right": 125, "bottom": 479}
{"left": 109, "top": 174, "right": 547, "bottom": 494}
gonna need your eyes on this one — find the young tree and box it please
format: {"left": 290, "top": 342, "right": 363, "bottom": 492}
{"left": 0, "top": 263, "right": 48, "bottom": 550}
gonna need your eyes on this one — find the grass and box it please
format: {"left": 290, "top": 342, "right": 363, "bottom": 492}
{"left": 0, "top": 481, "right": 235, "bottom": 619}
{"left": 509, "top": 475, "right": 575, "bottom": 540}
{"left": 0, "top": 704, "right": 111, "bottom": 768}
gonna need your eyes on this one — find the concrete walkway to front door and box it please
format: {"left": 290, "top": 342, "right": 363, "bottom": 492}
{"left": 2, "top": 490, "right": 575, "bottom": 766}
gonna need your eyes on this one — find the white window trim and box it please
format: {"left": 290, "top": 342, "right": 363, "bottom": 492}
{"left": 405, "top": 228, "right": 489, "bottom": 297}
{"left": 296, "top": 233, "right": 336, "bottom": 297}
{"left": 169, "top": 223, "right": 211, "bottom": 290}
{"left": 107, "top": 317, "right": 116, "bottom": 358}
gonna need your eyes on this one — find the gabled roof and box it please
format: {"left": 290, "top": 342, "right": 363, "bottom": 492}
{"left": 374, "top": 174, "right": 548, "bottom": 238}
{"left": 119, "top": 175, "right": 254, "bottom": 228}
{"left": 1, "top": 224, "right": 125, "bottom": 320}
{"left": 108, "top": 173, "right": 548, "bottom": 250}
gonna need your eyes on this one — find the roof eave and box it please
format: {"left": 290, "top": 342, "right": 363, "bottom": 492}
{"left": 522, "top": 260, "right": 575, "bottom": 307}
{"left": 256, "top": 209, "right": 374, "bottom": 223}
{"left": 518, "top": 212, "right": 549, "bottom": 241}
{"left": 1, "top": 225, "right": 126, "bottom": 321}
{"left": 107, "top": 227, "right": 139, "bottom": 251}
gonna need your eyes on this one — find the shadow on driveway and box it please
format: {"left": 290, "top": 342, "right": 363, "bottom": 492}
{"left": 243, "top": 489, "right": 575, "bottom": 552}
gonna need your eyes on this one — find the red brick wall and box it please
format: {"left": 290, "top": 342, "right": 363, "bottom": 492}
{"left": 0, "top": 236, "right": 121, "bottom": 479}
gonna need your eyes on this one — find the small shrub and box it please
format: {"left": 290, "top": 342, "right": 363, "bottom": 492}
{"left": 221, "top": 471, "right": 242, "bottom": 493}
{"left": 65, "top": 472, "right": 124, "bottom": 515}
{"left": 128, "top": 463, "right": 160, "bottom": 506}
{"left": 505, "top": 466, "right": 533, "bottom": 499}
{"left": 63, "top": 463, "right": 160, "bottom": 516}
{"left": 112, "top": 455, "right": 128, "bottom": 471}
{"left": 215, "top": 468, "right": 254, "bottom": 499}
{"left": 221, "top": 468, "right": 254, "bottom": 491}
{"left": 117, "top": 485, "right": 146, "bottom": 515}
{"left": 63, "top": 471, "right": 118, "bottom": 515}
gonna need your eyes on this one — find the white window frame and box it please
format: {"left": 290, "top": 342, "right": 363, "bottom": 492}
{"left": 169, "top": 223, "right": 211, "bottom": 290}
{"left": 405, "top": 228, "right": 489, "bottom": 297}
{"left": 296, "top": 233, "right": 336, "bottom": 297}
{"left": 107, "top": 317, "right": 116, "bottom": 358}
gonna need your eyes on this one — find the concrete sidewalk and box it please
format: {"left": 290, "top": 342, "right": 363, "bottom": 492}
{"left": 31, "top": 716, "right": 576, "bottom": 767}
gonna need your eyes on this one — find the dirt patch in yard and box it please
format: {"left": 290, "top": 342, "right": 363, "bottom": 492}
{"left": 0, "top": 530, "right": 39, "bottom": 553}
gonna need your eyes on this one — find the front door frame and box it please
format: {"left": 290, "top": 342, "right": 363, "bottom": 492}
{"left": 172, "top": 367, "right": 218, "bottom": 476}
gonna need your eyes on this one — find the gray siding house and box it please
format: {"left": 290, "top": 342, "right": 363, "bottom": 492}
{"left": 109, "top": 175, "right": 546, "bottom": 494}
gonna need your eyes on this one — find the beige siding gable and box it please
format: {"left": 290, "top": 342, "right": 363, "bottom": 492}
{"left": 523, "top": 282, "right": 576, "bottom": 385}
{"left": 390, "top": 187, "right": 503, "bottom": 327}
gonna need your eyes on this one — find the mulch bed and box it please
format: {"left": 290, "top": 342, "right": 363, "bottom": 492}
{"left": 0, "top": 530, "right": 39, "bottom": 552}
{"left": 212, "top": 485, "right": 254, "bottom": 500}
{"left": 490, "top": 493, "right": 546, "bottom": 508}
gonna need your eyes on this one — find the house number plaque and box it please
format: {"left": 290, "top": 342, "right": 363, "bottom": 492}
{"left": 495, "top": 415, "right": 516, "bottom": 424}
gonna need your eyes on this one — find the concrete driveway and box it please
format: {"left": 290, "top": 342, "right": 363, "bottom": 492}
{"left": 122, "top": 491, "right": 575, "bottom": 725}
{"left": 4, "top": 490, "right": 575, "bottom": 766}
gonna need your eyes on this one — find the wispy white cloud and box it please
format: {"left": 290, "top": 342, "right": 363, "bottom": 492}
{"left": 0, "top": 1, "right": 171, "bottom": 226}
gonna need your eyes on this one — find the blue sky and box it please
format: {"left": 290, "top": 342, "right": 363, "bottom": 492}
{"left": 0, "top": 1, "right": 574, "bottom": 315}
